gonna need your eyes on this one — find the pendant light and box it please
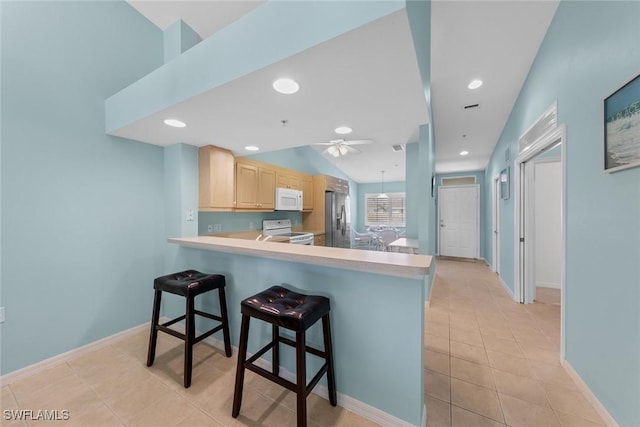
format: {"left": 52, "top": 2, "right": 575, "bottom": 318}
{"left": 377, "top": 170, "right": 389, "bottom": 198}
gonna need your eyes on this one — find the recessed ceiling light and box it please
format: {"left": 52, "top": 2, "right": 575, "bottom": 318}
{"left": 164, "top": 118, "right": 186, "bottom": 128}
{"left": 272, "top": 78, "right": 299, "bottom": 94}
{"left": 334, "top": 126, "right": 352, "bottom": 135}
{"left": 244, "top": 145, "right": 260, "bottom": 151}
{"left": 468, "top": 79, "right": 483, "bottom": 90}
{"left": 460, "top": 150, "right": 469, "bottom": 156}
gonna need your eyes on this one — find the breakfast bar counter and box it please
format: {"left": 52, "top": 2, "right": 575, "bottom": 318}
{"left": 167, "top": 236, "right": 431, "bottom": 426}
{"left": 169, "top": 236, "right": 431, "bottom": 279}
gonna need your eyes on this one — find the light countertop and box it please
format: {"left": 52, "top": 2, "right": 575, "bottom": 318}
{"left": 170, "top": 235, "right": 431, "bottom": 280}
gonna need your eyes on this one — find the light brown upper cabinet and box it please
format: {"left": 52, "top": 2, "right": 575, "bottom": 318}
{"left": 198, "top": 145, "right": 235, "bottom": 211}
{"left": 276, "top": 172, "right": 301, "bottom": 190}
{"left": 235, "top": 159, "right": 276, "bottom": 210}
{"left": 301, "top": 176, "right": 314, "bottom": 211}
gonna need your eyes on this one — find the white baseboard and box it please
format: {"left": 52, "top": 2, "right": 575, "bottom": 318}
{"left": 1, "top": 322, "right": 150, "bottom": 386}
{"left": 536, "top": 282, "right": 561, "bottom": 289}
{"left": 203, "top": 333, "right": 419, "bottom": 427}
{"left": 561, "top": 359, "right": 619, "bottom": 427}
{"left": 422, "top": 403, "right": 427, "bottom": 427}
{"left": 2, "top": 319, "right": 420, "bottom": 426}
{"left": 499, "top": 276, "right": 515, "bottom": 299}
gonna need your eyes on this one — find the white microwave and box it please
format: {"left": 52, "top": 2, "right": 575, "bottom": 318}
{"left": 275, "top": 187, "right": 303, "bottom": 211}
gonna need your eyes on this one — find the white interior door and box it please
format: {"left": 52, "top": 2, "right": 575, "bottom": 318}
{"left": 493, "top": 177, "right": 501, "bottom": 273}
{"left": 439, "top": 185, "right": 479, "bottom": 258}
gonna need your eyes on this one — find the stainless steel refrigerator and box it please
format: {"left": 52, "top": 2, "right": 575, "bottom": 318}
{"left": 325, "top": 191, "right": 351, "bottom": 248}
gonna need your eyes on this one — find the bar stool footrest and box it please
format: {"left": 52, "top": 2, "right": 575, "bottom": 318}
{"left": 156, "top": 315, "right": 227, "bottom": 344}
{"left": 244, "top": 359, "right": 329, "bottom": 398}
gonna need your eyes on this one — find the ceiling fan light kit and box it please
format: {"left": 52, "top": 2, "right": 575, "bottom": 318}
{"left": 314, "top": 138, "right": 374, "bottom": 158}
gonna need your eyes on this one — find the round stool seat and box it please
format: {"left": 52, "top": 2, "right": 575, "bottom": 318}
{"left": 154, "top": 270, "right": 225, "bottom": 297}
{"left": 147, "top": 269, "right": 231, "bottom": 388}
{"left": 241, "top": 285, "right": 329, "bottom": 331}
{"left": 233, "top": 285, "right": 336, "bottom": 426}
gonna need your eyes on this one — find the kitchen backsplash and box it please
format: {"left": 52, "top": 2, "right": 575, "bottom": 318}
{"left": 198, "top": 211, "right": 302, "bottom": 235}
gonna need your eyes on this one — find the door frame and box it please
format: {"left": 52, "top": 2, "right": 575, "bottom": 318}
{"left": 527, "top": 157, "right": 562, "bottom": 304}
{"left": 438, "top": 184, "right": 480, "bottom": 259}
{"left": 513, "top": 124, "right": 566, "bottom": 358}
{"left": 492, "top": 177, "right": 501, "bottom": 274}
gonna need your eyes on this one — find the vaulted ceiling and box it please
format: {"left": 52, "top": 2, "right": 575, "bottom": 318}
{"left": 125, "top": 1, "right": 558, "bottom": 183}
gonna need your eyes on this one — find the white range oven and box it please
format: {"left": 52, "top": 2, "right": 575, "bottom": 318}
{"left": 262, "top": 219, "right": 314, "bottom": 245}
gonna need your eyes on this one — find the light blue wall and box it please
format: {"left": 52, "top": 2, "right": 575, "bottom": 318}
{"left": 484, "top": 2, "right": 640, "bottom": 425}
{"left": 406, "top": 1, "right": 435, "bottom": 310}
{"left": 0, "top": 1, "right": 165, "bottom": 374}
{"left": 163, "top": 20, "right": 200, "bottom": 63}
{"left": 355, "top": 181, "right": 406, "bottom": 232}
{"left": 169, "top": 246, "right": 427, "bottom": 426}
{"left": 198, "top": 211, "right": 303, "bottom": 235}
{"left": 405, "top": 142, "right": 420, "bottom": 238}
{"left": 435, "top": 170, "right": 486, "bottom": 259}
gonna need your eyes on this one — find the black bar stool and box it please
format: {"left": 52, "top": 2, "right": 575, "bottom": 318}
{"left": 147, "top": 270, "right": 232, "bottom": 388}
{"left": 232, "top": 285, "right": 337, "bottom": 426}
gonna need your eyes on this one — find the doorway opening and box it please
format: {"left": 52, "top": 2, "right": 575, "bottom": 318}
{"left": 513, "top": 124, "right": 566, "bottom": 357}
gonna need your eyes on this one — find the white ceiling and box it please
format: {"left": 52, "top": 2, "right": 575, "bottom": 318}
{"left": 431, "top": 1, "right": 558, "bottom": 174}
{"left": 123, "top": 1, "right": 558, "bottom": 183}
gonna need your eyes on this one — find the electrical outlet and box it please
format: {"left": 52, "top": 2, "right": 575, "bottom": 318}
{"left": 214, "top": 224, "right": 222, "bottom": 232}
{"left": 186, "top": 209, "right": 194, "bottom": 222}
{"left": 249, "top": 222, "right": 254, "bottom": 230}
{"left": 0, "top": 307, "right": 5, "bottom": 323}
{"left": 207, "top": 224, "right": 213, "bottom": 233}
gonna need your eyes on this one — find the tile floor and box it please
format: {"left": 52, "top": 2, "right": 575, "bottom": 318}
{"left": 1, "top": 324, "right": 373, "bottom": 427}
{"left": 1, "top": 259, "right": 605, "bottom": 427}
{"left": 425, "top": 259, "right": 605, "bottom": 427}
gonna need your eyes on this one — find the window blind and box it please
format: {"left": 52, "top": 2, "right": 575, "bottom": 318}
{"left": 365, "top": 192, "right": 406, "bottom": 227}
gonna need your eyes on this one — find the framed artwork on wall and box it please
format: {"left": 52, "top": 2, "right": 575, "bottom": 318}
{"left": 604, "top": 73, "right": 640, "bottom": 172}
{"left": 500, "top": 167, "right": 510, "bottom": 200}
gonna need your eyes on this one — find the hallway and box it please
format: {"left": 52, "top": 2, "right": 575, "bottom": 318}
{"left": 425, "top": 259, "right": 605, "bottom": 427}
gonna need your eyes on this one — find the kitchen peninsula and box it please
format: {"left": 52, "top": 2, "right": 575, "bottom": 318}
{"left": 169, "top": 236, "right": 432, "bottom": 426}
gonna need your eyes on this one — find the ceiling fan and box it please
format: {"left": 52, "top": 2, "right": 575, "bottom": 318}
{"left": 313, "top": 138, "right": 373, "bottom": 157}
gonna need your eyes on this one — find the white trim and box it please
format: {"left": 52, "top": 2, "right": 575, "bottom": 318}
{"left": 513, "top": 123, "right": 566, "bottom": 359}
{"left": 561, "top": 360, "right": 619, "bottom": 427}
{"left": 437, "top": 184, "right": 480, "bottom": 259}
{"left": 492, "top": 176, "right": 501, "bottom": 274}
{"left": 1, "top": 321, "right": 150, "bottom": 385}
{"left": 177, "top": 322, "right": 425, "bottom": 425}
{"left": 2, "top": 319, "right": 420, "bottom": 426}
{"left": 536, "top": 281, "right": 561, "bottom": 289}
{"left": 499, "top": 276, "right": 514, "bottom": 299}
{"left": 422, "top": 404, "right": 427, "bottom": 427}
{"left": 518, "top": 101, "right": 558, "bottom": 154}
{"left": 440, "top": 175, "right": 476, "bottom": 186}
{"left": 204, "top": 334, "right": 419, "bottom": 427}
